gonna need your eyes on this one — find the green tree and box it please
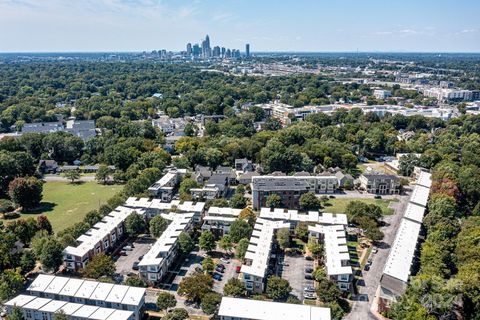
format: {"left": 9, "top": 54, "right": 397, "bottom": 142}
{"left": 163, "top": 308, "right": 188, "bottom": 320}
{"left": 32, "top": 236, "right": 63, "bottom": 272}
{"left": 149, "top": 215, "right": 169, "bottom": 238}
{"left": 178, "top": 273, "right": 213, "bottom": 303}
{"left": 266, "top": 276, "right": 291, "bottom": 301}
{"left": 156, "top": 292, "right": 177, "bottom": 311}
{"left": 229, "top": 193, "right": 247, "bottom": 209}
{"left": 200, "top": 292, "right": 221, "bottom": 315}
{"left": 95, "top": 165, "right": 112, "bottom": 184}
{"left": 299, "top": 192, "right": 321, "bottom": 211}
{"left": 223, "top": 278, "right": 245, "bottom": 297}
{"left": 8, "top": 306, "right": 24, "bottom": 320}
{"left": 316, "top": 278, "right": 342, "bottom": 303}
{"left": 199, "top": 231, "right": 216, "bottom": 252}
{"left": 83, "top": 253, "right": 115, "bottom": 279}
{"left": 202, "top": 257, "right": 215, "bottom": 274}
{"left": 294, "top": 222, "right": 309, "bottom": 241}
{"left": 8, "top": 177, "right": 43, "bottom": 211}
{"left": 178, "top": 178, "right": 199, "bottom": 200}
{"left": 0, "top": 268, "right": 25, "bottom": 301}
{"left": 54, "top": 310, "right": 68, "bottom": 320}
{"left": 62, "top": 170, "right": 80, "bottom": 183}
{"left": 125, "top": 212, "right": 146, "bottom": 237}
{"left": 266, "top": 194, "right": 282, "bottom": 208}
{"left": 218, "top": 235, "right": 233, "bottom": 253}
{"left": 235, "top": 238, "right": 250, "bottom": 260}
{"left": 19, "top": 250, "right": 36, "bottom": 274}
{"left": 36, "top": 215, "right": 53, "bottom": 235}
{"left": 125, "top": 276, "right": 147, "bottom": 287}
{"left": 229, "top": 219, "right": 253, "bottom": 243}
{"left": 84, "top": 210, "right": 103, "bottom": 227}
{"left": 178, "top": 232, "right": 194, "bottom": 254}
{"left": 276, "top": 228, "right": 291, "bottom": 250}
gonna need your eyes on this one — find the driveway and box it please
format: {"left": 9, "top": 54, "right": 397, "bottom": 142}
{"left": 280, "top": 253, "right": 314, "bottom": 300}
{"left": 345, "top": 192, "right": 410, "bottom": 320}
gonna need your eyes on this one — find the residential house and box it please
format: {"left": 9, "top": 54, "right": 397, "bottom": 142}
{"left": 335, "top": 171, "right": 354, "bottom": 189}
{"left": 234, "top": 158, "right": 253, "bottom": 172}
{"left": 38, "top": 160, "right": 59, "bottom": 174}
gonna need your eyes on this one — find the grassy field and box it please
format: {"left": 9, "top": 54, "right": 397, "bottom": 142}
{"left": 20, "top": 181, "right": 122, "bottom": 232}
{"left": 323, "top": 197, "right": 398, "bottom": 215}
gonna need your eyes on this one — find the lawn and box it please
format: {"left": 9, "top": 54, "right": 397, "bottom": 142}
{"left": 20, "top": 181, "right": 123, "bottom": 232}
{"left": 323, "top": 197, "right": 398, "bottom": 215}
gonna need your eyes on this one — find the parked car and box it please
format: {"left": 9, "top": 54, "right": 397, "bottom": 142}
{"left": 127, "top": 272, "right": 136, "bottom": 277}
{"left": 119, "top": 250, "right": 127, "bottom": 256}
{"left": 138, "top": 255, "right": 144, "bottom": 260}
{"left": 364, "top": 264, "right": 370, "bottom": 271}
{"left": 305, "top": 256, "right": 314, "bottom": 261}
{"left": 216, "top": 263, "right": 225, "bottom": 269}
{"left": 305, "top": 274, "right": 314, "bottom": 280}
{"left": 367, "top": 258, "right": 373, "bottom": 265}
{"left": 304, "top": 292, "right": 317, "bottom": 299}
{"left": 220, "top": 258, "right": 230, "bottom": 264}
{"left": 374, "top": 195, "right": 382, "bottom": 199}
{"left": 212, "top": 273, "right": 222, "bottom": 281}
{"left": 304, "top": 286, "right": 315, "bottom": 293}
{"left": 123, "top": 246, "right": 133, "bottom": 251}
{"left": 372, "top": 247, "right": 378, "bottom": 254}
{"left": 215, "top": 266, "right": 225, "bottom": 273}
{"left": 278, "top": 262, "right": 289, "bottom": 266}
{"left": 132, "top": 262, "right": 139, "bottom": 270}
{"left": 305, "top": 267, "right": 314, "bottom": 273}
{"left": 236, "top": 266, "right": 241, "bottom": 273}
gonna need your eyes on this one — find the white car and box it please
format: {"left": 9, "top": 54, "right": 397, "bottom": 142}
{"left": 220, "top": 258, "right": 230, "bottom": 264}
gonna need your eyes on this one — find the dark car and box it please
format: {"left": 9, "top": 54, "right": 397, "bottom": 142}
{"left": 305, "top": 256, "right": 314, "bottom": 261}
{"left": 374, "top": 195, "right": 382, "bottom": 199}
{"left": 305, "top": 274, "right": 314, "bottom": 280}
{"left": 305, "top": 268, "right": 314, "bottom": 273}
{"left": 215, "top": 266, "right": 225, "bottom": 273}
{"left": 212, "top": 273, "right": 222, "bottom": 281}
{"left": 132, "top": 261, "right": 139, "bottom": 270}
{"left": 216, "top": 263, "right": 225, "bottom": 270}
{"left": 364, "top": 264, "right": 371, "bottom": 271}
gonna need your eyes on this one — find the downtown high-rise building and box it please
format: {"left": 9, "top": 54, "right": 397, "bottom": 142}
{"left": 246, "top": 44, "right": 250, "bottom": 57}
{"left": 186, "top": 43, "right": 192, "bottom": 56}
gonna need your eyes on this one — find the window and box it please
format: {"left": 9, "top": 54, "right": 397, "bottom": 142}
{"left": 26, "top": 310, "right": 32, "bottom": 319}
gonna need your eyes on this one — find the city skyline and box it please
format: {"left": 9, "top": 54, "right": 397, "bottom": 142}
{"left": 0, "top": 0, "right": 479, "bottom": 53}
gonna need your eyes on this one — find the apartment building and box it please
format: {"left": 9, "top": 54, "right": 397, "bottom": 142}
{"left": 4, "top": 295, "right": 134, "bottom": 320}
{"left": 240, "top": 218, "right": 291, "bottom": 293}
{"left": 358, "top": 174, "right": 401, "bottom": 194}
{"left": 25, "top": 275, "right": 145, "bottom": 320}
{"left": 218, "top": 297, "right": 331, "bottom": 320}
{"left": 147, "top": 168, "right": 186, "bottom": 201}
{"left": 251, "top": 175, "right": 338, "bottom": 210}
{"left": 123, "top": 197, "right": 205, "bottom": 223}
{"left": 256, "top": 103, "right": 335, "bottom": 126}
{"left": 63, "top": 206, "right": 137, "bottom": 271}
{"left": 308, "top": 224, "right": 353, "bottom": 291}
{"left": 373, "top": 89, "right": 392, "bottom": 100}
{"left": 138, "top": 213, "right": 195, "bottom": 284}
{"left": 201, "top": 207, "right": 242, "bottom": 236}
{"left": 423, "top": 88, "right": 479, "bottom": 102}
{"left": 379, "top": 171, "right": 432, "bottom": 311}
{"left": 259, "top": 207, "right": 348, "bottom": 227}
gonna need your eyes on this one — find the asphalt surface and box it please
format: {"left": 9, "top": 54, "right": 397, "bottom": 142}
{"left": 115, "top": 236, "right": 155, "bottom": 276}
{"left": 345, "top": 192, "right": 410, "bottom": 320}
{"left": 281, "top": 254, "right": 314, "bottom": 300}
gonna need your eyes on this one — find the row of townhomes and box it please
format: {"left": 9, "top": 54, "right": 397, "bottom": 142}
{"left": 5, "top": 275, "right": 145, "bottom": 320}
{"left": 218, "top": 297, "right": 331, "bottom": 320}
{"left": 251, "top": 174, "right": 338, "bottom": 209}
{"left": 201, "top": 206, "right": 243, "bottom": 237}
{"left": 138, "top": 212, "right": 195, "bottom": 283}
{"left": 147, "top": 168, "right": 186, "bottom": 201}
{"left": 378, "top": 170, "right": 432, "bottom": 311}
{"left": 240, "top": 207, "right": 352, "bottom": 293}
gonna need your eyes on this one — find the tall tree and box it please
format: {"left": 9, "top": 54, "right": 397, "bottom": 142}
{"left": 8, "top": 177, "right": 43, "bottom": 211}
{"left": 149, "top": 215, "right": 169, "bottom": 238}
{"left": 199, "top": 231, "right": 216, "bottom": 252}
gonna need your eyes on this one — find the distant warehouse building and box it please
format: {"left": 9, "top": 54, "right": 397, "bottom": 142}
{"left": 251, "top": 174, "right": 338, "bottom": 210}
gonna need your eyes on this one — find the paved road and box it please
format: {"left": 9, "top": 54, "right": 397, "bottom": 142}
{"left": 345, "top": 193, "right": 410, "bottom": 320}
{"left": 43, "top": 174, "right": 96, "bottom": 182}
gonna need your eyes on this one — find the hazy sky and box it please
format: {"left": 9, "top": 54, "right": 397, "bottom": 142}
{"left": 0, "top": 0, "right": 479, "bottom": 52}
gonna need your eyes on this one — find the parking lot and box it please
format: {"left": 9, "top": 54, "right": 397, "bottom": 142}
{"left": 280, "top": 253, "right": 315, "bottom": 300}
{"left": 115, "top": 236, "right": 156, "bottom": 276}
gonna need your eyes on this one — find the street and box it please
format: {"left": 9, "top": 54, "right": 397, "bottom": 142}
{"left": 345, "top": 191, "right": 410, "bottom": 320}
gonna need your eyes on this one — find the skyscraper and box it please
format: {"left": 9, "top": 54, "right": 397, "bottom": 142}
{"left": 186, "top": 43, "right": 192, "bottom": 56}
{"left": 246, "top": 44, "right": 250, "bottom": 57}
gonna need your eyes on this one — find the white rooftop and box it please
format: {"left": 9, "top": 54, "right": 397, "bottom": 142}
{"left": 383, "top": 218, "right": 421, "bottom": 283}
{"left": 64, "top": 206, "right": 135, "bottom": 257}
{"left": 409, "top": 185, "right": 430, "bottom": 207}
{"left": 218, "top": 297, "right": 331, "bottom": 320}
{"left": 40, "top": 300, "right": 67, "bottom": 313}
{"left": 259, "top": 208, "right": 347, "bottom": 225}
{"left": 124, "top": 197, "right": 205, "bottom": 213}
{"left": 27, "top": 275, "right": 145, "bottom": 307}
{"left": 207, "top": 206, "right": 242, "bottom": 217}
{"left": 322, "top": 225, "right": 353, "bottom": 276}
{"left": 416, "top": 171, "right": 432, "bottom": 188}
{"left": 139, "top": 213, "right": 194, "bottom": 267}
{"left": 4, "top": 294, "right": 36, "bottom": 307}
{"left": 241, "top": 218, "right": 290, "bottom": 278}
{"left": 403, "top": 202, "right": 426, "bottom": 223}
{"left": 148, "top": 171, "right": 178, "bottom": 191}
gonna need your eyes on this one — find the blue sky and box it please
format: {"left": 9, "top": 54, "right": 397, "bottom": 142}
{"left": 0, "top": 0, "right": 479, "bottom": 52}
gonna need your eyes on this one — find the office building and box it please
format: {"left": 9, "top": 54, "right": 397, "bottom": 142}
{"left": 186, "top": 43, "right": 192, "bottom": 56}
{"left": 245, "top": 44, "right": 250, "bottom": 57}
{"left": 138, "top": 213, "right": 195, "bottom": 283}
{"left": 373, "top": 89, "right": 392, "bottom": 100}
{"left": 25, "top": 275, "right": 145, "bottom": 320}
{"left": 218, "top": 297, "right": 331, "bottom": 320}
{"left": 251, "top": 175, "right": 338, "bottom": 210}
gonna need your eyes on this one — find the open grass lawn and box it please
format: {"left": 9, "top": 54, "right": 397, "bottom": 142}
{"left": 323, "top": 197, "right": 398, "bottom": 215}
{"left": 20, "top": 181, "right": 123, "bottom": 232}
